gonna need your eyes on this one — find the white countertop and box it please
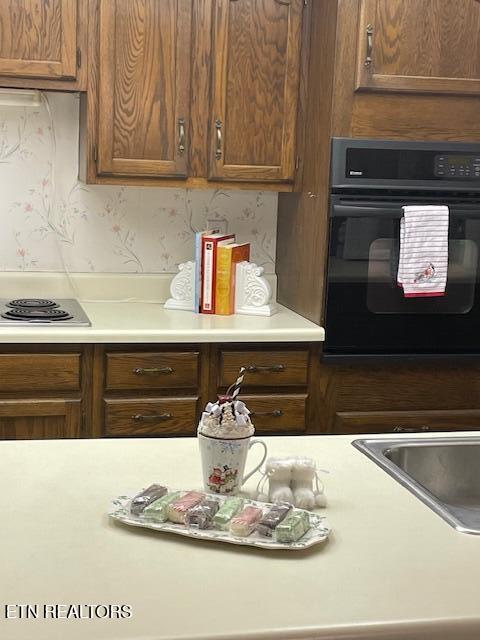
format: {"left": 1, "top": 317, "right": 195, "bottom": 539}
{"left": 0, "top": 434, "right": 479, "bottom": 640}
{"left": 0, "top": 301, "right": 324, "bottom": 343}
{"left": 0, "top": 273, "right": 324, "bottom": 343}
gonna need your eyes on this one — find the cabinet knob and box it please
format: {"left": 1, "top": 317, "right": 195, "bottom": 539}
{"left": 133, "top": 367, "right": 174, "bottom": 375}
{"left": 393, "top": 426, "right": 430, "bottom": 433}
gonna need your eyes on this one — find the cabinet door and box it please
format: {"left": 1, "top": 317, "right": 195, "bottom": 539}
{"left": 97, "top": 0, "right": 192, "bottom": 178}
{"left": 209, "top": 0, "right": 303, "bottom": 182}
{"left": 0, "top": 399, "right": 82, "bottom": 439}
{"left": 0, "top": 0, "right": 78, "bottom": 80}
{"left": 356, "top": 0, "right": 480, "bottom": 95}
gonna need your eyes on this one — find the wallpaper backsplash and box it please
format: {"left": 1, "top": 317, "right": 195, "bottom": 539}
{"left": 0, "top": 92, "right": 277, "bottom": 273}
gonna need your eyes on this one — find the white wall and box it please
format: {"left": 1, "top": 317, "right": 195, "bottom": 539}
{"left": 0, "top": 92, "right": 278, "bottom": 273}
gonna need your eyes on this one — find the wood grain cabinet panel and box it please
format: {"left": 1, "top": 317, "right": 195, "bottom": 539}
{"left": 0, "top": 353, "right": 80, "bottom": 393}
{"left": 356, "top": 0, "right": 480, "bottom": 95}
{"left": 209, "top": 0, "right": 303, "bottom": 182}
{"left": 0, "top": 0, "right": 78, "bottom": 80}
{"left": 334, "top": 410, "right": 480, "bottom": 435}
{"left": 220, "top": 350, "right": 309, "bottom": 387}
{"left": 104, "top": 397, "right": 198, "bottom": 436}
{"left": 97, "top": 0, "right": 192, "bottom": 178}
{"left": 242, "top": 394, "right": 306, "bottom": 434}
{"left": 105, "top": 352, "right": 199, "bottom": 390}
{"left": 0, "top": 399, "right": 81, "bottom": 439}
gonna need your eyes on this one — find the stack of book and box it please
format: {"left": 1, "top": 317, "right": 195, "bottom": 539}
{"left": 195, "top": 230, "right": 250, "bottom": 315}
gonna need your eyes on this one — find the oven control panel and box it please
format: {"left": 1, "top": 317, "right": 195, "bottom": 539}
{"left": 434, "top": 154, "right": 480, "bottom": 179}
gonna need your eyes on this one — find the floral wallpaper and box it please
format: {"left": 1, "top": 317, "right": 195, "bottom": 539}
{"left": 0, "top": 92, "right": 277, "bottom": 273}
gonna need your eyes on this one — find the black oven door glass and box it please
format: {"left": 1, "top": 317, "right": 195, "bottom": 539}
{"left": 325, "top": 200, "right": 480, "bottom": 355}
{"left": 366, "top": 236, "right": 477, "bottom": 314}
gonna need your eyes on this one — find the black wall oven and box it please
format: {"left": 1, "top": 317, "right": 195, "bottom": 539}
{"left": 324, "top": 138, "right": 480, "bottom": 360}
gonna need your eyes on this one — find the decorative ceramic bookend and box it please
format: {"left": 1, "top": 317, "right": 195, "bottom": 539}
{"left": 235, "top": 261, "right": 277, "bottom": 317}
{"left": 164, "top": 261, "right": 195, "bottom": 311}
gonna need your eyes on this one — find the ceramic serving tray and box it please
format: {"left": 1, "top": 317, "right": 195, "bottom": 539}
{"left": 108, "top": 491, "right": 331, "bottom": 551}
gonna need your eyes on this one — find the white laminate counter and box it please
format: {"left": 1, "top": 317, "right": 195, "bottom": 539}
{"left": 0, "top": 434, "right": 479, "bottom": 640}
{"left": 0, "top": 301, "right": 324, "bottom": 343}
{"left": 0, "top": 272, "right": 324, "bottom": 343}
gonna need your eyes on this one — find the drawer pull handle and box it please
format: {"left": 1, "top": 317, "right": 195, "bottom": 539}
{"left": 178, "top": 117, "right": 186, "bottom": 154}
{"left": 132, "top": 413, "right": 172, "bottom": 422}
{"left": 250, "top": 409, "right": 283, "bottom": 418}
{"left": 215, "top": 118, "right": 223, "bottom": 160}
{"left": 133, "top": 367, "right": 174, "bottom": 375}
{"left": 365, "top": 23, "right": 373, "bottom": 67}
{"left": 393, "top": 425, "right": 430, "bottom": 433}
{"left": 246, "top": 364, "right": 285, "bottom": 373}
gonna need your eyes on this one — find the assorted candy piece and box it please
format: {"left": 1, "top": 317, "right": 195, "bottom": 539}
{"left": 212, "top": 496, "right": 244, "bottom": 529}
{"left": 185, "top": 499, "right": 219, "bottom": 529}
{"left": 276, "top": 509, "right": 311, "bottom": 543}
{"left": 130, "top": 484, "right": 167, "bottom": 516}
{"left": 167, "top": 491, "right": 205, "bottom": 524}
{"left": 143, "top": 491, "right": 182, "bottom": 523}
{"left": 230, "top": 505, "right": 263, "bottom": 537}
{"left": 128, "top": 486, "right": 314, "bottom": 543}
{"left": 256, "top": 502, "right": 292, "bottom": 537}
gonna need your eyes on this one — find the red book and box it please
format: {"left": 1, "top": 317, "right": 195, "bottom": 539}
{"left": 201, "top": 233, "right": 235, "bottom": 313}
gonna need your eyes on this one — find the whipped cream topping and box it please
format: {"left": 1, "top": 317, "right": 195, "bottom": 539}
{"left": 198, "top": 399, "right": 254, "bottom": 439}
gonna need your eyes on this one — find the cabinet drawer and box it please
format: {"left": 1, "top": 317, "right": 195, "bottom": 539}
{"left": 106, "top": 352, "right": 199, "bottom": 390}
{"left": 242, "top": 394, "right": 307, "bottom": 434}
{"left": 104, "top": 397, "right": 198, "bottom": 436}
{"left": 0, "top": 353, "right": 80, "bottom": 393}
{"left": 333, "top": 410, "right": 480, "bottom": 435}
{"left": 220, "top": 351, "right": 309, "bottom": 387}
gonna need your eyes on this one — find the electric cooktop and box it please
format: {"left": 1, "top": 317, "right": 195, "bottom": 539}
{"left": 0, "top": 298, "right": 91, "bottom": 326}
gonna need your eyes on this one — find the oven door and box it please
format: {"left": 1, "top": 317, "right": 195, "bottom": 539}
{"left": 324, "top": 196, "right": 480, "bottom": 358}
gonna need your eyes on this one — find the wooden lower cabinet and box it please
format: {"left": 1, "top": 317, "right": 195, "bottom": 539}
{"left": 95, "top": 343, "right": 313, "bottom": 437}
{"left": 3, "top": 343, "right": 480, "bottom": 439}
{"left": 319, "top": 360, "right": 480, "bottom": 435}
{"left": 0, "top": 345, "right": 87, "bottom": 441}
{"left": 0, "top": 399, "right": 81, "bottom": 440}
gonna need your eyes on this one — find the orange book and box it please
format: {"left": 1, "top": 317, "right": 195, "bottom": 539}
{"left": 215, "top": 243, "right": 250, "bottom": 315}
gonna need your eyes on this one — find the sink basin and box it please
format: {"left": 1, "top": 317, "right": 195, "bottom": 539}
{"left": 353, "top": 436, "right": 480, "bottom": 534}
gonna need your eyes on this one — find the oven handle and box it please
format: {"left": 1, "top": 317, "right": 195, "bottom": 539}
{"left": 332, "top": 203, "right": 480, "bottom": 218}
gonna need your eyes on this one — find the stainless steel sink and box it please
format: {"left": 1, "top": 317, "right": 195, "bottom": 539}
{"left": 353, "top": 436, "right": 480, "bottom": 534}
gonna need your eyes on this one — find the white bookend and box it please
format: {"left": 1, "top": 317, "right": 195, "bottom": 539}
{"left": 164, "top": 261, "right": 195, "bottom": 311}
{"left": 234, "top": 261, "right": 277, "bottom": 317}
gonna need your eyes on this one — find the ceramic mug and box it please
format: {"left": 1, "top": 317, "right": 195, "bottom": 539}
{"left": 198, "top": 432, "right": 268, "bottom": 495}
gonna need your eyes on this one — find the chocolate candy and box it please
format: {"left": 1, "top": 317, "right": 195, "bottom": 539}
{"left": 130, "top": 484, "right": 168, "bottom": 516}
{"left": 256, "top": 503, "right": 292, "bottom": 537}
{"left": 185, "top": 499, "right": 219, "bottom": 529}
{"left": 167, "top": 491, "right": 205, "bottom": 524}
{"left": 230, "top": 505, "right": 263, "bottom": 537}
{"left": 143, "top": 491, "right": 182, "bottom": 523}
{"left": 212, "top": 496, "right": 244, "bottom": 529}
{"left": 275, "top": 509, "right": 311, "bottom": 543}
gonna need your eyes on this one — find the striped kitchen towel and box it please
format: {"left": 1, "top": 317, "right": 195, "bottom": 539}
{"left": 397, "top": 205, "right": 449, "bottom": 297}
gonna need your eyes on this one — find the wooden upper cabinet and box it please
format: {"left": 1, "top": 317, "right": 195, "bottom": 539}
{"left": 356, "top": 0, "right": 480, "bottom": 95}
{"left": 97, "top": 0, "right": 192, "bottom": 178}
{"left": 0, "top": 0, "right": 78, "bottom": 80}
{"left": 209, "top": 0, "right": 303, "bottom": 183}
